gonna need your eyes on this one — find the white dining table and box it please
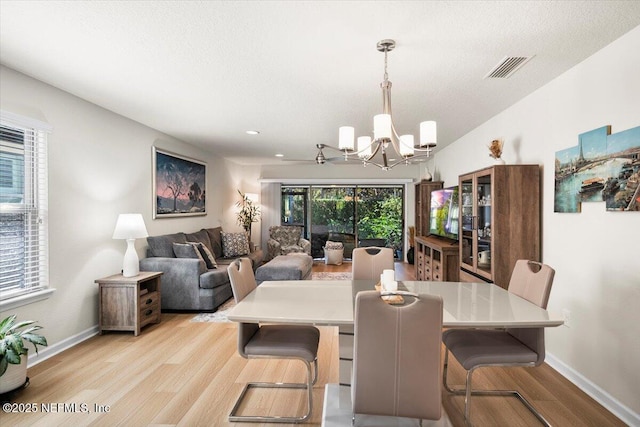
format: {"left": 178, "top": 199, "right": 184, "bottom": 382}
{"left": 228, "top": 279, "right": 563, "bottom": 385}
{"left": 227, "top": 279, "right": 563, "bottom": 328}
{"left": 227, "top": 279, "right": 563, "bottom": 426}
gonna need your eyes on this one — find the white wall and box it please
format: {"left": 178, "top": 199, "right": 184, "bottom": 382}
{"left": 435, "top": 26, "right": 640, "bottom": 420}
{"left": 0, "top": 65, "right": 233, "bottom": 346}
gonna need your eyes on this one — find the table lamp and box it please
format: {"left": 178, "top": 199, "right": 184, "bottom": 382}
{"left": 112, "top": 213, "right": 148, "bottom": 277}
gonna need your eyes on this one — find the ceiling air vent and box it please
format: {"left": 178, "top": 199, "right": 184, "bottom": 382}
{"left": 484, "top": 56, "right": 534, "bottom": 79}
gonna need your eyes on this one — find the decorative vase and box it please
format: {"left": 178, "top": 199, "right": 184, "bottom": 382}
{"left": 494, "top": 157, "right": 506, "bottom": 165}
{"left": 0, "top": 354, "right": 27, "bottom": 394}
{"left": 407, "top": 247, "right": 415, "bottom": 265}
{"left": 422, "top": 164, "right": 433, "bottom": 181}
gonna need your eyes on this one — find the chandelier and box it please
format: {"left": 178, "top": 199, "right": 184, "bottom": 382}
{"left": 316, "top": 39, "right": 437, "bottom": 170}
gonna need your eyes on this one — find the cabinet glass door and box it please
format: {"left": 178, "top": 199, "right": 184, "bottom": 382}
{"left": 476, "top": 171, "right": 493, "bottom": 278}
{"left": 459, "top": 169, "right": 493, "bottom": 280}
{"left": 459, "top": 176, "right": 474, "bottom": 270}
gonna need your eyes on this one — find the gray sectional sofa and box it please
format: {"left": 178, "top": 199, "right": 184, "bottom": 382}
{"left": 140, "top": 227, "right": 263, "bottom": 311}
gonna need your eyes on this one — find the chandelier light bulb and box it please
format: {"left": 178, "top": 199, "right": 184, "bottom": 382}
{"left": 399, "top": 135, "right": 415, "bottom": 157}
{"left": 420, "top": 121, "right": 437, "bottom": 147}
{"left": 357, "top": 136, "right": 373, "bottom": 158}
{"left": 338, "top": 126, "right": 355, "bottom": 151}
{"left": 373, "top": 114, "right": 392, "bottom": 140}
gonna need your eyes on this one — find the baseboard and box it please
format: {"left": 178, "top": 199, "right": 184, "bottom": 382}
{"left": 27, "top": 325, "right": 100, "bottom": 367}
{"left": 546, "top": 352, "right": 640, "bottom": 426}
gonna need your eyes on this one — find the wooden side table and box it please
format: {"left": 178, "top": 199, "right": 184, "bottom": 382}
{"left": 95, "top": 271, "right": 162, "bottom": 336}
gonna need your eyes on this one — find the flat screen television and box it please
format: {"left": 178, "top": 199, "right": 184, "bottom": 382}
{"left": 428, "top": 186, "right": 459, "bottom": 241}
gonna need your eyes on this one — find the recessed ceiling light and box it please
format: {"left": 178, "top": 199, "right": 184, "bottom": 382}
{"left": 275, "top": 153, "right": 284, "bottom": 158}
{"left": 246, "top": 130, "right": 260, "bottom": 135}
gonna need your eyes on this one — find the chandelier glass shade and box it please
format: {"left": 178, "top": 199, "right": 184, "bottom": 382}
{"left": 317, "top": 39, "right": 437, "bottom": 170}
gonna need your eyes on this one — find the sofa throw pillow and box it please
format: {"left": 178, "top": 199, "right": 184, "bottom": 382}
{"left": 148, "top": 232, "right": 187, "bottom": 258}
{"left": 172, "top": 242, "right": 205, "bottom": 264}
{"left": 204, "top": 227, "right": 223, "bottom": 259}
{"left": 188, "top": 241, "right": 217, "bottom": 269}
{"left": 185, "top": 229, "right": 214, "bottom": 254}
{"left": 221, "top": 232, "right": 250, "bottom": 258}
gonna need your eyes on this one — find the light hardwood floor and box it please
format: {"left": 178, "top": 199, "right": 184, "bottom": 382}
{"left": 2, "top": 261, "right": 624, "bottom": 426}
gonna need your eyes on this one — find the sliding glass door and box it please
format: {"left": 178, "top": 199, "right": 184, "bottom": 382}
{"left": 281, "top": 185, "right": 404, "bottom": 259}
{"left": 281, "top": 187, "right": 308, "bottom": 229}
{"left": 356, "top": 186, "right": 404, "bottom": 257}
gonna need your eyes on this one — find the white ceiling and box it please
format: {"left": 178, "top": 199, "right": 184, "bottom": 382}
{"left": 2, "top": 1, "right": 640, "bottom": 166}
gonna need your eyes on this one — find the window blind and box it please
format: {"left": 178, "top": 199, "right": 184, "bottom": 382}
{"left": 0, "top": 111, "right": 51, "bottom": 302}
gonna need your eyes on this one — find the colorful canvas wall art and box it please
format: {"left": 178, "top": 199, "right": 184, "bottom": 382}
{"left": 554, "top": 125, "right": 640, "bottom": 213}
{"left": 153, "top": 147, "right": 206, "bottom": 218}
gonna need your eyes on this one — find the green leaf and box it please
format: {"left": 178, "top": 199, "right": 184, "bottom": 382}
{"left": 0, "top": 315, "right": 17, "bottom": 336}
{"left": 5, "top": 348, "right": 22, "bottom": 364}
{"left": 18, "top": 325, "right": 43, "bottom": 336}
{"left": 8, "top": 320, "right": 36, "bottom": 333}
{"left": 4, "top": 334, "right": 25, "bottom": 354}
{"left": 22, "top": 333, "right": 48, "bottom": 351}
{"left": 0, "top": 357, "right": 8, "bottom": 376}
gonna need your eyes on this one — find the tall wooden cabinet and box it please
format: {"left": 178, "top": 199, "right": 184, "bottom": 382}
{"left": 414, "top": 180, "right": 443, "bottom": 238}
{"left": 458, "top": 165, "right": 540, "bottom": 289}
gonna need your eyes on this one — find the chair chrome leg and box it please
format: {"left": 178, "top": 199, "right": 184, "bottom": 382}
{"left": 442, "top": 353, "right": 551, "bottom": 427}
{"left": 312, "top": 357, "right": 319, "bottom": 385}
{"left": 229, "top": 358, "right": 314, "bottom": 423}
{"left": 465, "top": 367, "right": 474, "bottom": 421}
{"left": 443, "top": 349, "right": 454, "bottom": 393}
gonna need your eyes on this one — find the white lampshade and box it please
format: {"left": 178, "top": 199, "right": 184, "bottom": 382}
{"left": 374, "top": 114, "right": 392, "bottom": 140}
{"left": 399, "top": 134, "right": 415, "bottom": 157}
{"left": 338, "top": 126, "right": 355, "bottom": 151}
{"left": 357, "top": 136, "right": 372, "bottom": 159}
{"left": 113, "top": 214, "right": 148, "bottom": 277}
{"left": 112, "top": 214, "right": 148, "bottom": 239}
{"left": 420, "top": 121, "right": 437, "bottom": 147}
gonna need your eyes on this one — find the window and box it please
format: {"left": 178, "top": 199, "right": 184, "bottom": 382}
{"left": 0, "top": 111, "right": 52, "bottom": 309}
{"left": 281, "top": 185, "right": 404, "bottom": 259}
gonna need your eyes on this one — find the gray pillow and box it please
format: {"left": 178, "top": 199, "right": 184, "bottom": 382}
{"left": 172, "top": 242, "right": 204, "bottom": 263}
{"left": 188, "top": 241, "right": 217, "bottom": 269}
{"left": 204, "top": 227, "right": 223, "bottom": 258}
{"left": 185, "top": 229, "right": 214, "bottom": 254}
{"left": 148, "top": 232, "right": 187, "bottom": 257}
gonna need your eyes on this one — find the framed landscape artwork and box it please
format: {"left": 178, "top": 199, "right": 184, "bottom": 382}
{"left": 152, "top": 147, "right": 206, "bottom": 218}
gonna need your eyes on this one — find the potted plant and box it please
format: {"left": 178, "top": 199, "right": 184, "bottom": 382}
{"left": 235, "top": 190, "right": 260, "bottom": 241}
{"left": 0, "top": 315, "right": 48, "bottom": 394}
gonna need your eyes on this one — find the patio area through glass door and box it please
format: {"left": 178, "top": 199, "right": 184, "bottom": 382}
{"left": 281, "top": 185, "right": 404, "bottom": 259}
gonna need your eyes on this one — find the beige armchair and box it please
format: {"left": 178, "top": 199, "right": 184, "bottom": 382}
{"left": 266, "top": 225, "right": 311, "bottom": 260}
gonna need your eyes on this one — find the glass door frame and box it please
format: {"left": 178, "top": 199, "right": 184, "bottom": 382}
{"left": 279, "top": 183, "right": 405, "bottom": 259}
{"left": 281, "top": 187, "right": 309, "bottom": 233}
{"left": 459, "top": 168, "right": 494, "bottom": 281}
